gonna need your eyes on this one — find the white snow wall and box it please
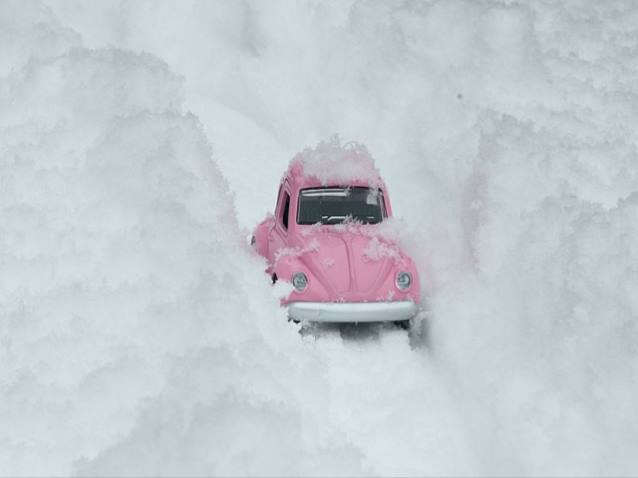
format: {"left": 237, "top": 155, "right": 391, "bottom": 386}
{"left": 0, "top": 3, "right": 362, "bottom": 476}
{"left": 3, "top": 0, "right": 638, "bottom": 476}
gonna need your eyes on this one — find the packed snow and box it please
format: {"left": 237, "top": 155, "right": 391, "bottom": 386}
{"left": 362, "top": 236, "right": 402, "bottom": 264}
{"left": 2, "top": 0, "right": 638, "bottom": 476}
{"left": 290, "top": 138, "right": 384, "bottom": 188}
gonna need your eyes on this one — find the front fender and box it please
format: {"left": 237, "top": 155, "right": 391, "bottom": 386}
{"left": 272, "top": 255, "right": 330, "bottom": 304}
{"left": 252, "top": 214, "right": 274, "bottom": 259}
{"left": 392, "top": 255, "right": 421, "bottom": 304}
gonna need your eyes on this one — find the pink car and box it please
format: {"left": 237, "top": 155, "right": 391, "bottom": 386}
{"left": 252, "top": 142, "right": 420, "bottom": 325}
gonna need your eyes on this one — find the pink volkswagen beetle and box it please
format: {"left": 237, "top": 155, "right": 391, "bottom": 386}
{"left": 252, "top": 141, "right": 420, "bottom": 326}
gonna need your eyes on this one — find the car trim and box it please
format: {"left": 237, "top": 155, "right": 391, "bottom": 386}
{"left": 287, "top": 301, "right": 417, "bottom": 323}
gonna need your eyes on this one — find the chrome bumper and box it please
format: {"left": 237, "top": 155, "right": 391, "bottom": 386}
{"left": 287, "top": 301, "right": 418, "bottom": 323}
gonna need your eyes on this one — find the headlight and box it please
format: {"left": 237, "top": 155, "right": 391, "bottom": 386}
{"left": 396, "top": 271, "right": 412, "bottom": 290}
{"left": 292, "top": 272, "right": 308, "bottom": 291}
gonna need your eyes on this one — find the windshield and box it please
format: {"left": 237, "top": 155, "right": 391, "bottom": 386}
{"left": 297, "top": 187, "right": 386, "bottom": 225}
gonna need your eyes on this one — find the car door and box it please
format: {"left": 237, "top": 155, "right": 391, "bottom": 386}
{"left": 268, "top": 181, "right": 291, "bottom": 264}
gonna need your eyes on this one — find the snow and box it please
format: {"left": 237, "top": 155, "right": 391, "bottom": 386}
{"left": 362, "top": 236, "right": 401, "bottom": 264}
{"left": 289, "top": 137, "right": 384, "bottom": 187}
{"left": 3, "top": 0, "right": 638, "bottom": 476}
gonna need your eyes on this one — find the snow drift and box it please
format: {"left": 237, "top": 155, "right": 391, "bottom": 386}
{"left": 3, "top": 0, "right": 638, "bottom": 476}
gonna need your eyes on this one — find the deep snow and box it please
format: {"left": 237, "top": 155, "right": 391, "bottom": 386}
{"left": 2, "top": 0, "right": 638, "bottom": 476}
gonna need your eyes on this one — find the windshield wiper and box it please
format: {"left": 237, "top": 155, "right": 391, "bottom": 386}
{"left": 321, "top": 215, "right": 347, "bottom": 224}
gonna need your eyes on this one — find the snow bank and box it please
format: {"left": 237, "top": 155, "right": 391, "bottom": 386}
{"left": 434, "top": 192, "right": 638, "bottom": 475}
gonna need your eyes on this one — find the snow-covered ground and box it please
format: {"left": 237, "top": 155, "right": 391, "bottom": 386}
{"left": 2, "top": 0, "right": 638, "bottom": 475}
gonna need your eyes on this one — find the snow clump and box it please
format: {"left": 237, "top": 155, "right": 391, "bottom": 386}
{"left": 362, "top": 236, "right": 402, "bottom": 263}
{"left": 291, "top": 136, "right": 384, "bottom": 187}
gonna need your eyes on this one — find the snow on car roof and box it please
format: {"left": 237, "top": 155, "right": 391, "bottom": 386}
{"left": 286, "top": 137, "right": 384, "bottom": 188}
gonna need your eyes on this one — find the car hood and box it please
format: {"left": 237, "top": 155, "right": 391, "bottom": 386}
{"left": 292, "top": 230, "right": 404, "bottom": 300}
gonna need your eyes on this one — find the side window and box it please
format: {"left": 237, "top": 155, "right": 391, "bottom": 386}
{"left": 281, "top": 192, "right": 290, "bottom": 229}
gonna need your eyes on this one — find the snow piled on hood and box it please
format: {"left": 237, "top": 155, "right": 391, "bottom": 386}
{"left": 290, "top": 137, "right": 383, "bottom": 187}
